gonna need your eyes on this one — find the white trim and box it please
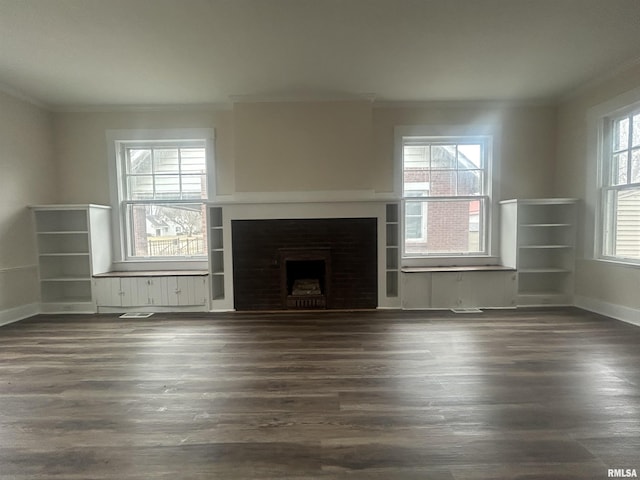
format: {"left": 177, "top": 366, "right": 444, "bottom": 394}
{"left": 586, "top": 86, "right": 640, "bottom": 262}
{"left": 575, "top": 295, "right": 640, "bottom": 328}
{"left": 106, "top": 128, "right": 215, "bottom": 265}
{"left": 53, "top": 103, "right": 230, "bottom": 113}
{"left": 210, "top": 189, "right": 397, "bottom": 204}
{"left": 0, "top": 81, "right": 49, "bottom": 109}
{"left": 230, "top": 93, "right": 376, "bottom": 104}
{"left": 0, "top": 264, "right": 38, "bottom": 273}
{"left": 394, "top": 124, "right": 502, "bottom": 264}
{"left": 0, "top": 303, "right": 39, "bottom": 327}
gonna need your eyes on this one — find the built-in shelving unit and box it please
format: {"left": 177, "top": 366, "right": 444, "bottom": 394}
{"left": 385, "top": 203, "right": 400, "bottom": 298}
{"left": 500, "top": 198, "right": 577, "bottom": 307}
{"left": 31, "top": 205, "right": 112, "bottom": 313}
{"left": 208, "top": 206, "right": 225, "bottom": 301}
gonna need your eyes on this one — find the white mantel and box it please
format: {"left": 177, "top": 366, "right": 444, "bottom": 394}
{"left": 207, "top": 198, "right": 400, "bottom": 311}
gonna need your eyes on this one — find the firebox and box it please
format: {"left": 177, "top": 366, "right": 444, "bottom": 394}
{"left": 280, "top": 248, "right": 331, "bottom": 309}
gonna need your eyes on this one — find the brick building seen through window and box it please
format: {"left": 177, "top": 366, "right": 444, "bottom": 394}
{"left": 402, "top": 138, "right": 489, "bottom": 256}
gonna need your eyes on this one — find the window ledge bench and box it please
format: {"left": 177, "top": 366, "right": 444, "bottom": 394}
{"left": 400, "top": 265, "right": 517, "bottom": 309}
{"left": 92, "top": 270, "right": 210, "bottom": 313}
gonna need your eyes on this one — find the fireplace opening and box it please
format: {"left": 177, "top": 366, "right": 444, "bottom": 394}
{"left": 280, "top": 248, "right": 331, "bottom": 309}
{"left": 287, "top": 260, "right": 325, "bottom": 296}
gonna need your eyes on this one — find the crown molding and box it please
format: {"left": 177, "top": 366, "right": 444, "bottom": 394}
{"left": 373, "top": 98, "right": 556, "bottom": 109}
{"left": 229, "top": 93, "right": 377, "bottom": 104}
{"left": 0, "top": 82, "right": 50, "bottom": 110}
{"left": 51, "top": 102, "right": 232, "bottom": 113}
{"left": 560, "top": 54, "right": 640, "bottom": 103}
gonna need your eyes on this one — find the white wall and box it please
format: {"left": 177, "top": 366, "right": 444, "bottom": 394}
{"left": 53, "top": 108, "right": 234, "bottom": 204}
{"left": 0, "top": 91, "right": 57, "bottom": 322}
{"left": 373, "top": 103, "right": 558, "bottom": 199}
{"left": 556, "top": 62, "right": 640, "bottom": 322}
{"left": 53, "top": 101, "right": 557, "bottom": 202}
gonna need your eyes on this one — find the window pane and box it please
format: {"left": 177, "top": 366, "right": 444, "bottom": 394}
{"left": 126, "top": 149, "right": 152, "bottom": 174}
{"left": 180, "top": 148, "right": 207, "bottom": 173}
{"left": 614, "top": 117, "right": 629, "bottom": 151}
{"left": 155, "top": 175, "right": 180, "bottom": 199}
{"left": 606, "top": 189, "right": 640, "bottom": 260}
{"left": 457, "top": 144, "right": 482, "bottom": 168}
{"left": 458, "top": 170, "right": 483, "bottom": 195}
{"left": 127, "top": 176, "right": 154, "bottom": 200}
{"left": 429, "top": 170, "right": 456, "bottom": 196}
{"left": 632, "top": 150, "right": 640, "bottom": 184}
{"left": 404, "top": 199, "right": 484, "bottom": 255}
{"left": 431, "top": 145, "right": 456, "bottom": 169}
{"left": 403, "top": 145, "right": 429, "bottom": 169}
{"left": 404, "top": 201, "right": 424, "bottom": 240}
{"left": 404, "top": 171, "right": 430, "bottom": 193}
{"left": 406, "top": 201, "right": 422, "bottom": 215}
{"left": 181, "top": 174, "right": 207, "bottom": 199}
{"left": 127, "top": 203, "right": 206, "bottom": 258}
{"left": 633, "top": 114, "right": 640, "bottom": 147}
{"left": 153, "top": 148, "right": 179, "bottom": 173}
{"left": 613, "top": 152, "right": 628, "bottom": 185}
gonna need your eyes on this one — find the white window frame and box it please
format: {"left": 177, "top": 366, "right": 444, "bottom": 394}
{"left": 395, "top": 125, "right": 501, "bottom": 267}
{"left": 595, "top": 102, "right": 640, "bottom": 266}
{"left": 107, "top": 128, "right": 215, "bottom": 270}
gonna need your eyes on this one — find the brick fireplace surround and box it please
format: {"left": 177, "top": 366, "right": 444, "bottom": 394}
{"left": 231, "top": 218, "right": 378, "bottom": 310}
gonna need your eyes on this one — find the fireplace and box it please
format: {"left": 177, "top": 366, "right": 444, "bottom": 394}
{"left": 231, "top": 218, "right": 377, "bottom": 310}
{"left": 280, "top": 248, "right": 331, "bottom": 309}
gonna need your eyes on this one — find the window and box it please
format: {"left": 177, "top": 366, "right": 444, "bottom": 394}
{"left": 108, "top": 129, "right": 214, "bottom": 263}
{"left": 401, "top": 136, "right": 491, "bottom": 257}
{"left": 600, "top": 107, "right": 640, "bottom": 263}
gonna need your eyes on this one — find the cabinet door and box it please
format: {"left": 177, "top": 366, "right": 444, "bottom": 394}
{"left": 401, "top": 273, "right": 432, "bottom": 309}
{"left": 457, "top": 271, "right": 516, "bottom": 308}
{"left": 430, "top": 273, "right": 461, "bottom": 308}
{"left": 174, "top": 276, "right": 207, "bottom": 305}
{"left": 94, "top": 277, "right": 123, "bottom": 307}
{"left": 119, "top": 277, "right": 151, "bottom": 307}
{"left": 147, "top": 277, "right": 170, "bottom": 306}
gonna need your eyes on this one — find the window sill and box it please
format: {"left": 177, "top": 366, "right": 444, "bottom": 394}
{"left": 402, "top": 265, "right": 514, "bottom": 273}
{"left": 94, "top": 270, "right": 208, "bottom": 278}
{"left": 593, "top": 257, "right": 640, "bottom": 270}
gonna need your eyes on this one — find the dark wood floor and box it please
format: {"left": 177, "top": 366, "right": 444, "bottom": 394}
{"left": 1, "top": 308, "right": 639, "bottom": 479}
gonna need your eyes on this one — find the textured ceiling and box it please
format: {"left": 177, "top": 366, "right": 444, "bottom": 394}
{"left": 1, "top": 0, "right": 640, "bottom": 108}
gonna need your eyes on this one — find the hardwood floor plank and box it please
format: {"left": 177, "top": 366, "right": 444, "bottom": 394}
{"left": 1, "top": 308, "right": 639, "bottom": 479}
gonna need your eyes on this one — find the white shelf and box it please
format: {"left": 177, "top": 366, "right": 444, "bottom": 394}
{"left": 39, "top": 252, "right": 90, "bottom": 257}
{"left": 41, "top": 277, "right": 92, "bottom": 281}
{"left": 519, "top": 268, "right": 571, "bottom": 273}
{"left": 385, "top": 203, "right": 400, "bottom": 298}
{"left": 520, "top": 223, "right": 571, "bottom": 228}
{"left": 500, "top": 199, "right": 577, "bottom": 307}
{"left": 208, "top": 206, "right": 225, "bottom": 302}
{"left": 31, "top": 204, "right": 112, "bottom": 313}
{"left": 519, "top": 244, "right": 573, "bottom": 249}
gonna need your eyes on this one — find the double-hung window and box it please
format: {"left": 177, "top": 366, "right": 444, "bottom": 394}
{"left": 401, "top": 135, "right": 491, "bottom": 257}
{"left": 109, "top": 129, "right": 214, "bottom": 263}
{"left": 601, "top": 107, "right": 640, "bottom": 263}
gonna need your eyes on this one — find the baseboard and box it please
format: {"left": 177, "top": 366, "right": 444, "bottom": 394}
{"left": 0, "top": 303, "right": 40, "bottom": 327}
{"left": 575, "top": 295, "right": 640, "bottom": 328}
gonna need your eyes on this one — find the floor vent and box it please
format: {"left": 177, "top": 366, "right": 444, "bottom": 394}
{"left": 119, "top": 312, "right": 154, "bottom": 319}
{"left": 451, "top": 308, "right": 483, "bottom": 314}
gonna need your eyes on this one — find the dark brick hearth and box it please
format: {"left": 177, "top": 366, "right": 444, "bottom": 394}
{"left": 232, "top": 218, "right": 377, "bottom": 310}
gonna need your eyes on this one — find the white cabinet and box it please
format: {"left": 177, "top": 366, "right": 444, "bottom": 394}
{"left": 500, "top": 198, "right": 577, "bottom": 306}
{"left": 94, "top": 274, "right": 209, "bottom": 311}
{"left": 402, "top": 268, "right": 516, "bottom": 309}
{"left": 31, "top": 204, "right": 112, "bottom": 313}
